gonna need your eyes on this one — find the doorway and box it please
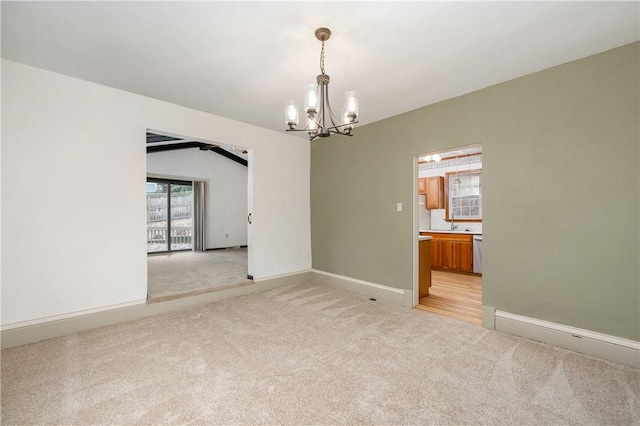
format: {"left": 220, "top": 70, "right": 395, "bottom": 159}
{"left": 414, "top": 144, "right": 483, "bottom": 325}
{"left": 145, "top": 130, "right": 252, "bottom": 301}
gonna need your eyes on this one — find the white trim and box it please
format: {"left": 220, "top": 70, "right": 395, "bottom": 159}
{"left": 253, "top": 268, "right": 312, "bottom": 283}
{"left": 496, "top": 310, "right": 640, "bottom": 350}
{"left": 312, "top": 269, "right": 404, "bottom": 294}
{"left": 495, "top": 310, "right": 640, "bottom": 369}
{"left": 412, "top": 155, "right": 420, "bottom": 308}
{"left": 311, "top": 269, "right": 411, "bottom": 307}
{"left": 1, "top": 299, "right": 147, "bottom": 331}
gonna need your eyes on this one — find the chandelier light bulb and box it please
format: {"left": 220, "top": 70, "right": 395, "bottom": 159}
{"left": 344, "top": 91, "right": 359, "bottom": 121}
{"left": 341, "top": 109, "right": 353, "bottom": 130}
{"left": 304, "top": 84, "right": 319, "bottom": 115}
{"left": 285, "top": 100, "right": 299, "bottom": 128}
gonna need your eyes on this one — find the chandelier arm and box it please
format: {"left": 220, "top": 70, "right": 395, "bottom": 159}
{"left": 322, "top": 88, "right": 346, "bottom": 134}
{"left": 287, "top": 122, "right": 357, "bottom": 136}
{"left": 324, "top": 89, "right": 336, "bottom": 125}
{"left": 307, "top": 113, "right": 322, "bottom": 134}
{"left": 320, "top": 80, "right": 327, "bottom": 132}
{"left": 325, "top": 96, "right": 352, "bottom": 135}
{"left": 308, "top": 114, "right": 321, "bottom": 127}
{"left": 324, "top": 122, "right": 359, "bottom": 132}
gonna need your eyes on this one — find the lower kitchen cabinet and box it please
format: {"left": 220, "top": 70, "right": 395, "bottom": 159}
{"left": 421, "top": 232, "right": 473, "bottom": 273}
{"left": 431, "top": 240, "right": 443, "bottom": 269}
{"left": 443, "top": 240, "right": 472, "bottom": 272}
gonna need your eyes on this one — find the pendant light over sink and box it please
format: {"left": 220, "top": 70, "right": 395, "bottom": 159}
{"left": 285, "top": 28, "right": 359, "bottom": 141}
{"left": 453, "top": 152, "right": 462, "bottom": 185}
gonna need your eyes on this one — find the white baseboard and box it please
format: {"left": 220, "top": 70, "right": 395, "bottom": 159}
{"left": 1, "top": 299, "right": 147, "bottom": 331}
{"left": 495, "top": 310, "right": 640, "bottom": 369}
{"left": 311, "top": 269, "right": 412, "bottom": 307}
{"left": 1, "top": 271, "right": 310, "bottom": 350}
{"left": 253, "top": 269, "right": 312, "bottom": 283}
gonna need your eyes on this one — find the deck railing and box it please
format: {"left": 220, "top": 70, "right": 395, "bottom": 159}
{"left": 147, "top": 227, "right": 192, "bottom": 245}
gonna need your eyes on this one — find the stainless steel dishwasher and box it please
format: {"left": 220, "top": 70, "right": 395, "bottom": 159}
{"left": 473, "top": 235, "right": 482, "bottom": 274}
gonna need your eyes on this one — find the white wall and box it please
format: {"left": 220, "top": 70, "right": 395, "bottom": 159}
{"left": 1, "top": 60, "right": 311, "bottom": 327}
{"left": 147, "top": 148, "right": 248, "bottom": 249}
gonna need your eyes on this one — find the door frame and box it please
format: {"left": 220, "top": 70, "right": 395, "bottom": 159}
{"left": 412, "top": 155, "right": 420, "bottom": 307}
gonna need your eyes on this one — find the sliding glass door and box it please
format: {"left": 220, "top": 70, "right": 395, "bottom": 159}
{"left": 146, "top": 179, "right": 193, "bottom": 253}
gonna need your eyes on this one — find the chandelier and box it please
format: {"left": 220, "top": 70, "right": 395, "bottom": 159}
{"left": 285, "top": 28, "right": 359, "bottom": 141}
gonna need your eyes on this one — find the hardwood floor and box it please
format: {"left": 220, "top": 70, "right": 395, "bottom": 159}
{"left": 415, "top": 270, "right": 482, "bottom": 325}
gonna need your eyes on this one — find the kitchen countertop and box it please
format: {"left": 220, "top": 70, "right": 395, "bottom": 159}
{"left": 420, "top": 229, "right": 482, "bottom": 235}
{"left": 418, "top": 236, "right": 433, "bottom": 241}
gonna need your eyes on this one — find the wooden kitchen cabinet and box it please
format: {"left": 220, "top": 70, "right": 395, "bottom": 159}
{"left": 457, "top": 241, "right": 472, "bottom": 272}
{"left": 426, "top": 176, "right": 444, "bottom": 209}
{"left": 443, "top": 240, "right": 472, "bottom": 272}
{"left": 420, "top": 232, "right": 473, "bottom": 273}
{"left": 431, "top": 240, "right": 443, "bottom": 269}
{"left": 418, "top": 178, "right": 427, "bottom": 195}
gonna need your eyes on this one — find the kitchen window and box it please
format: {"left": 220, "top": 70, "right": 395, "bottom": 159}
{"left": 445, "top": 169, "right": 482, "bottom": 221}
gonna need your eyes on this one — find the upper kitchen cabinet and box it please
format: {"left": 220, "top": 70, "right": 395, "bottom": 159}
{"left": 426, "top": 176, "right": 444, "bottom": 209}
{"left": 418, "top": 176, "right": 444, "bottom": 209}
{"left": 418, "top": 178, "right": 427, "bottom": 195}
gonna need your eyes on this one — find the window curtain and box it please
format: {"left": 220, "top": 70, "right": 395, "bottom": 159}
{"left": 192, "top": 180, "right": 206, "bottom": 252}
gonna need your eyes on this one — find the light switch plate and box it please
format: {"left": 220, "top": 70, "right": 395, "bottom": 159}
{"left": 397, "top": 202, "right": 403, "bottom": 212}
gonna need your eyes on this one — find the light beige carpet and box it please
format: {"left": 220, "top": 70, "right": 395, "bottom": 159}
{"left": 147, "top": 248, "right": 250, "bottom": 302}
{"left": 2, "top": 281, "right": 639, "bottom": 425}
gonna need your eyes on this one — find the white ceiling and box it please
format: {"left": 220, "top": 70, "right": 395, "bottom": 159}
{"left": 2, "top": 2, "right": 638, "bottom": 138}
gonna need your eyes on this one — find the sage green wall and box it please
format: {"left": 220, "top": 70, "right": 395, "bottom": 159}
{"left": 311, "top": 42, "right": 639, "bottom": 341}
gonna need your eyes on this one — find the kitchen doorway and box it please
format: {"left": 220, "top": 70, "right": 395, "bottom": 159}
{"left": 414, "top": 144, "right": 483, "bottom": 325}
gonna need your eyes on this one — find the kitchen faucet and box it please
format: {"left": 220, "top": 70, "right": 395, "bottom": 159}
{"left": 450, "top": 212, "right": 458, "bottom": 231}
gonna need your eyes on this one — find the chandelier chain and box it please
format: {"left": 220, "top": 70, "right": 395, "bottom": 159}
{"left": 320, "top": 40, "right": 326, "bottom": 75}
